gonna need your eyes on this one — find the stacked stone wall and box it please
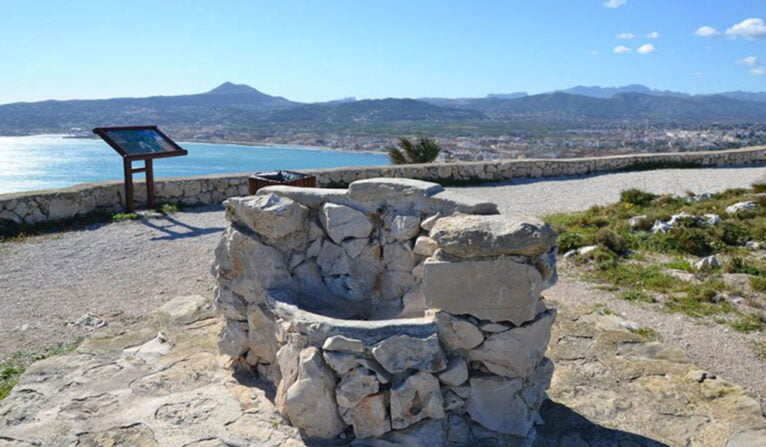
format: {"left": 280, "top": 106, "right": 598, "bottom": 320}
{"left": 211, "top": 178, "right": 559, "bottom": 444}
{"left": 1, "top": 146, "right": 763, "bottom": 228}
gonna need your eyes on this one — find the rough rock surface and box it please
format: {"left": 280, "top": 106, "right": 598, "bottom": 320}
{"left": 389, "top": 372, "right": 445, "bottom": 430}
{"left": 319, "top": 203, "right": 374, "bottom": 244}
{"left": 372, "top": 334, "right": 447, "bottom": 374}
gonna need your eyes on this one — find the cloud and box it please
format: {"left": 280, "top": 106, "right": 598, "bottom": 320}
{"left": 617, "top": 32, "right": 635, "bottom": 39}
{"left": 737, "top": 56, "right": 760, "bottom": 66}
{"left": 726, "top": 18, "right": 766, "bottom": 39}
{"left": 751, "top": 67, "right": 766, "bottom": 76}
{"left": 646, "top": 31, "right": 660, "bottom": 39}
{"left": 603, "top": 0, "right": 627, "bottom": 8}
{"left": 694, "top": 26, "right": 720, "bottom": 37}
{"left": 613, "top": 45, "right": 632, "bottom": 54}
{"left": 637, "top": 43, "right": 657, "bottom": 54}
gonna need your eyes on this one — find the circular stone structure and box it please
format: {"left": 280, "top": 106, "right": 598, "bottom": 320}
{"left": 211, "top": 177, "right": 558, "bottom": 445}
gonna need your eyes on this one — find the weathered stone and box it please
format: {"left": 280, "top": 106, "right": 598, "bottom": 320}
{"left": 323, "top": 335, "right": 366, "bottom": 354}
{"left": 292, "top": 260, "right": 325, "bottom": 291}
{"left": 520, "top": 358, "right": 554, "bottom": 409}
{"left": 372, "top": 334, "right": 447, "bottom": 373}
{"left": 423, "top": 257, "right": 544, "bottom": 325}
{"left": 534, "top": 248, "right": 558, "bottom": 289}
{"left": 320, "top": 203, "right": 373, "bottom": 244}
{"left": 283, "top": 347, "right": 347, "bottom": 439}
{"left": 480, "top": 322, "right": 511, "bottom": 333}
{"left": 335, "top": 367, "right": 380, "bottom": 408}
{"left": 413, "top": 236, "right": 438, "bottom": 257}
{"left": 214, "top": 227, "right": 291, "bottom": 302}
{"left": 247, "top": 305, "right": 280, "bottom": 363}
{"left": 727, "top": 429, "right": 766, "bottom": 447}
{"left": 433, "top": 312, "right": 484, "bottom": 351}
{"left": 340, "top": 393, "right": 391, "bottom": 439}
{"left": 275, "top": 334, "right": 308, "bottom": 413}
{"left": 387, "top": 214, "right": 422, "bottom": 241}
{"left": 323, "top": 351, "right": 361, "bottom": 375}
{"left": 383, "top": 242, "right": 416, "bottom": 272}
{"left": 212, "top": 286, "right": 247, "bottom": 321}
{"left": 467, "top": 376, "right": 531, "bottom": 436}
{"left": 726, "top": 201, "right": 758, "bottom": 215}
{"left": 316, "top": 240, "right": 351, "bottom": 276}
{"left": 342, "top": 238, "right": 368, "bottom": 258}
{"left": 442, "top": 390, "right": 465, "bottom": 412}
{"left": 696, "top": 255, "right": 720, "bottom": 272}
{"left": 437, "top": 356, "right": 469, "bottom": 387}
{"left": 390, "top": 371, "right": 445, "bottom": 429}
{"left": 306, "top": 238, "right": 322, "bottom": 258}
{"left": 217, "top": 321, "right": 248, "bottom": 358}
{"left": 349, "top": 178, "right": 444, "bottom": 203}
{"left": 430, "top": 215, "right": 556, "bottom": 258}
{"left": 378, "top": 270, "right": 415, "bottom": 301}
{"left": 257, "top": 185, "right": 348, "bottom": 208}
{"left": 124, "top": 332, "right": 172, "bottom": 362}
{"left": 429, "top": 190, "right": 499, "bottom": 215}
{"left": 420, "top": 213, "right": 441, "bottom": 231}
{"left": 469, "top": 310, "right": 556, "bottom": 378}
{"left": 225, "top": 193, "right": 308, "bottom": 239}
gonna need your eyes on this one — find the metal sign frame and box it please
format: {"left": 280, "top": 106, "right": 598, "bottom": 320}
{"left": 93, "top": 126, "right": 188, "bottom": 212}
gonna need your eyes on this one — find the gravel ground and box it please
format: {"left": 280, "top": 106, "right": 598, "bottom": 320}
{"left": 1, "top": 166, "right": 765, "bottom": 405}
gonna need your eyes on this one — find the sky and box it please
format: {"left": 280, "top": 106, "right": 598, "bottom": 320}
{"left": 1, "top": 0, "right": 765, "bottom": 104}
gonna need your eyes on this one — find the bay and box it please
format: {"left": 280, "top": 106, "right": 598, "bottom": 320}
{"left": 0, "top": 135, "right": 389, "bottom": 194}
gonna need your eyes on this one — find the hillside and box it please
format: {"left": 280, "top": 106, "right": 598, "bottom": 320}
{"left": 1, "top": 82, "right": 766, "bottom": 137}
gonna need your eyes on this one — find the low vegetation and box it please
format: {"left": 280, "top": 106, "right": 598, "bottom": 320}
{"left": 546, "top": 184, "right": 766, "bottom": 332}
{"left": 1, "top": 342, "right": 79, "bottom": 401}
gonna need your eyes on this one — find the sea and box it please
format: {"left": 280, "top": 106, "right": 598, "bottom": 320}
{"left": 0, "top": 135, "right": 389, "bottom": 194}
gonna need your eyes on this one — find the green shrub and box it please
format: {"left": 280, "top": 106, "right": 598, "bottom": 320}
{"left": 749, "top": 276, "right": 766, "bottom": 292}
{"left": 111, "top": 212, "right": 139, "bottom": 222}
{"left": 726, "top": 257, "right": 765, "bottom": 276}
{"left": 620, "top": 189, "right": 659, "bottom": 207}
{"left": 558, "top": 232, "right": 586, "bottom": 253}
{"left": 595, "top": 228, "right": 630, "bottom": 256}
{"left": 731, "top": 313, "right": 765, "bottom": 333}
{"left": 717, "top": 222, "right": 750, "bottom": 246}
{"left": 648, "top": 228, "right": 714, "bottom": 256}
{"left": 619, "top": 290, "right": 654, "bottom": 302}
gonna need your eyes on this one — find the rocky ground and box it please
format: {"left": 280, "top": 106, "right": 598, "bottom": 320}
{"left": 2, "top": 166, "right": 766, "bottom": 445}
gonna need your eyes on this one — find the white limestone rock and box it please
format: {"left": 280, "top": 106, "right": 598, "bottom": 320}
{"left": 413, "top": 236, "right": 438, "bottom": 257}
{"left": 469, "top": 310, "right": 556, "bottom": 378}
{"left": 726, "top": 201, "right": 758, "bottom": 215}
{"left": 387, "top": 214, "right": 422, "bottom": 242}
{"left": 323, "top": 335, "right": 366, "bottom": 354}
{"left": 521, "top": 358, "right": 554, "bottom": 409}
{"left": 430, "top": 215, "right": 556, "bottom": 258}
{"left": 340, "top": 393, "right": 391, "bottom": 439}
{"left": 343, "top": 238, "right": 369, "bottom": 259}
{"left": 437, "top": 356, "right": 469, "bottom": 387}
{"left": 429, "top": 190, "right": 499, "bottom": 215}
{"left": 323, "top": 351, "right": 362, "bottom": 376}
{"left": 292, "top": 260, "right": 325, "bottom": 291}
{"left": 316, "top": 240, "right": 351, "bottom": 276}
{"left": 275, "top": 334, "right": 308, "bottom": 412}
{"left": 378, "top": 270, "right": 415, "bottom": 301}
{"left": 306, "top": 238, "right": 322, "bottom": 258}
{"left": 247, "top": 304, "right": 280, "bottom": 364}
{"left": 420, "top": 213, "right": 441, "bottom": 232}
{"left": 283, "top": 347, "right": 347, "bottom": 439}
{"left": 335, "top": 367, "right": 380, "bottom": 408}
{"left": 695, "top": 255, "right": 720, "bottom": 272}
{"left": 433, "top": 312, "right": 484, "bottom": 351}
{"left": 372, "top": 334, "right": 447, "bottom": 374}
{"left": 628, "top": 215, "right": 648, "bottom": 228}
{"left": 257, "top": 185, "right": 348, "bottom": 209}
{"left": 423, "top": 257, "right": 543, "bottom": 325}
{"left": 390, "top": 371, "right": 445, "bottom": 430}
{"left": 467, "top": 376, "right": 532, "bottom": 436}
{"left": 225, "top": 193, "right": 308, "bottom": 240}
{"left": 349, "top": 178, "right": 444, "bottom": 203}
{"left": 320, "top": 203, "right": 374, "bottom": 244}
{"left": 383, "top": 242, "right": 417, "bottom": 272}
{"left": 534, "top": 248, "right": 558, "bottom": 290}
{"left": 217, "top": 321, "right": 249, "bottom": 358}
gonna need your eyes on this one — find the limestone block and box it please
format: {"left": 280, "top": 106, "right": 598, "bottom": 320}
{"left": 283, "top": 347, "right": 347, "bottom": 439}
{"left": 47, "top": 198, "right": 78, "bottom": 221}
{"left": 413, "top": 236, "right": 438, "bottom": 257}
{"left": 383, "top": 242, "right": 416, "bottom": 272}
{"left": 429, "top": 190, "right": 498, "bottom": 215}
{"left": 467, "top": 376, "right": 531, "bottom": 436}
{"left": 378, "top": 271, "right": 415, "bottom": 301}
{"left": 430, "top": 215, "right": 556, "bottom": 258}
{"left": 433, "top": 312, "right": 484, "bottom": 351}
{"left": 225, "top": 193, "right": 309, "bottom": 240}
{"left": 0, "top": 209, "right": 22, "bottom": 225}
{"left": 340, "top": 393, "right": 391, "bottom": 439}
{"left": 390, "top": 371, "right": 445, "bottom": 429}
{"left": 423, "top": 257, "right": 544, "bottom": 325}
{"left": 212, "top": 286, "right": 247, "bottom": 321}
{"left": 292, "top": 260, "right": 325, "bottom": 291}
{"left": 316, "top": 240, "right": 351, "bottom": 276}
{"left": 372, "top": 334, "right": 447, "bottom": 374}
{"left": 387, "top": 214, "right": 421, "bottom": 242}
{"left": 306, "top": 238, "right": 322, "bottom": 258}
{"left": 320, "top": 203, "right": 374, "bottom": 244}
{"left": 323, "top": 335, "right": 366, "bottom": 354}
{"left": 468, "top": 310, "right": 556, "bottom": 378}
{"left": 342, "top": 238, "right": 368, "bottom": 258}
{"left": 348, "top": 178, "right": 444, "bottom": 203}
{"left": 247, "top": 304, "right": 280, "bottom": 364}
{"left": 275, "top": 334, "right": 308, "bottom": 414}
{"left": 323, "top": 351, "right": 361, "bottom": 375}
{"left": 217, "top": 321, "right": 248, "bottom": 358}
{"left": 335, "top": 367, "right": 380, "bottom": 408}
{"left": 257, "top": 185, "right": 348, "bottom": 208}
{"left": 420, "top": 213, "right": 441, "bottom": 231}
{"left": 534, "top": 248, "right": 558, "bottom": 289}
{"left": 437, "top": 356, "right": 469, "bottom": 387}
{"left": 520, "top": 358, "right": 554, "bottom": 409}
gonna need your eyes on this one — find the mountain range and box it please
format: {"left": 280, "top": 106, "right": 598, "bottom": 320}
{"left": 1, "top": 82, "right": 765, "bottom": 137}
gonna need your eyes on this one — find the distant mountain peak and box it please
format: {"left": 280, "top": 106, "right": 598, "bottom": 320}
{"left": 206, "top": 82, "right": 264, "bottom": 96}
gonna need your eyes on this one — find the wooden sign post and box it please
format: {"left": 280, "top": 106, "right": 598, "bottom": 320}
{"left": 93, "top": 126, "right": 188, "bottom": 212}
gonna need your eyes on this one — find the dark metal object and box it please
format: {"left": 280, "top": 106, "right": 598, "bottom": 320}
{"left": 248, "top": 170, "right": 316, "bottom": 195}
{"left": 93, "top": 126, "right": 187, "bottom": 212}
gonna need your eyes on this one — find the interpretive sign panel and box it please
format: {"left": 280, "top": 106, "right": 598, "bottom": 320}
{"left": 93, "top": 126, "right": 188, "bottom": 212}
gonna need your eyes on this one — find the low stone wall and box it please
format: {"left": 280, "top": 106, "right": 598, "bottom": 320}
{"left": 1, "top": 146, "right": 764, "bottom": 228}
{"left": 211, "top": 178, "right": 559, "bottom": 443}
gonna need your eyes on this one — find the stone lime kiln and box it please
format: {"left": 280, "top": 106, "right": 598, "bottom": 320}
{"left": 211, "top": 178, "right": 558, "bottom": 445}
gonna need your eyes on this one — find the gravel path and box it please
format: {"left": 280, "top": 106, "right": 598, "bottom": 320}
{"left": 1, "top": 165, "right": 765, "bottom": 405}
